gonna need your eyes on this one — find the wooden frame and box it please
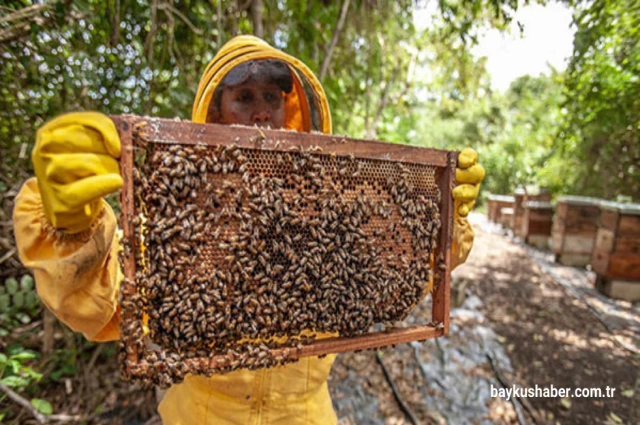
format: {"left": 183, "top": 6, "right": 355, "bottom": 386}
{"left": 112, "top": 116, "right": 456, "bottom": 378}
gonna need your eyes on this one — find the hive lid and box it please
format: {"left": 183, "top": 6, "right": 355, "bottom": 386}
{"left": 524, "top": 185, "right": 550, "bottom": 196}
{"left": 514, "top": 187, "right": 526, "bottom": 195}
{"left": 557, "top": 195, "right": 602, "bottom": 206}
{"left": 599, "top": 201, "right": 640, "bottom": 215}
{"left": 523, "top": 201, "right": 554, "bottom": 209}
{"left": 488, "top": 194, "right": 515, "bottom": 202}
{"left": 500, "top": 207, "right": 514, "bottom": 215}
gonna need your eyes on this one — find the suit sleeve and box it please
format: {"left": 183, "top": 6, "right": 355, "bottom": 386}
{"left": 451, "top": 215, "right": 474, "bottom": 270}
{"left": 12, "top": 177, "right": 122, "bottom": 341}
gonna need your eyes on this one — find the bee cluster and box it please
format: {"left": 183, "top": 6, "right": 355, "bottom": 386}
{"left": 120, "top": 138, "right": 442, "bottom": 387}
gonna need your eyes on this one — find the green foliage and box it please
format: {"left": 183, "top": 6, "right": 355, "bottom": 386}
{"left": 48, "top": 348, "right": 79, "bottom": 382}
{"left": 0, "top": 345, "right": 52, "bottom": 415}
{"left": 413, "top": 66, "right": 568, "bottom": 200}
{"left": 1, "top": 0, "right": 221, "bottom": 180}
{"left": 558, "top": 0, "right": 640, "bottom": 200}
{"left": 1, "top": 274, "right": 41, "bottom": 334}
{"left": 0, "top": 0, "right": 529, "bottom": 182}
{"left": 31, "top": 398, "right": 53, "bottom": 415}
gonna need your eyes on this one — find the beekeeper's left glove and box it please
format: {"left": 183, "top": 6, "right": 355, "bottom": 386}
{"left": 32, "top": 112, "right": 123, "bottom": 233}
{"left": 452, "top": 148, "right": 485, "bottom": 217}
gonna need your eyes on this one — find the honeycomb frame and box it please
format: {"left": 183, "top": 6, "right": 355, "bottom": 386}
{"left": 112, "top": 116, "right": 456, "bottom": 384}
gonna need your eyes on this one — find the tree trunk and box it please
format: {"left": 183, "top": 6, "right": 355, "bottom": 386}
{"left": 250, "top": 0, "right": 264, "bottom": 38}
{"left": 366, "top": 63, "right": 400, "bottom": 139}
{"left": 110, "top": 0, "right": 120, "bottom": 47}
{"left": 319, "top": 0, "right": 351, "bottom": 81}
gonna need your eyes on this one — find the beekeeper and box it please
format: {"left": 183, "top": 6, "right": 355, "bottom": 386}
{"left": 13, "top": 35, "right": 484, "bottom": 425}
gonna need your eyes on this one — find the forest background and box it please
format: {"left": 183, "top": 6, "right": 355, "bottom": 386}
{"left": 0, "top": 0, "right": 638, "bottom": 421}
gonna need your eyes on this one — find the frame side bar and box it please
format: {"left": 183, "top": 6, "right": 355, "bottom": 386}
{"left": 432, "top": 151, "right": 456, "bottom": 335}
{"left": 112, "top": 116, "right": 139, "bottom": 365}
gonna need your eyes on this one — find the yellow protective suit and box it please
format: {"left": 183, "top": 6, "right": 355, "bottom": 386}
{"left": 13, "top": 35, "right": 480, "bottom": 425}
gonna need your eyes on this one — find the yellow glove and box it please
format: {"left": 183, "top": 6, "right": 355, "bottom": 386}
{"left": 32, "top": 112, "right": 123, "bottom": 234}
{"left": 452, "top": 148, "right": 485, "bottom": 217}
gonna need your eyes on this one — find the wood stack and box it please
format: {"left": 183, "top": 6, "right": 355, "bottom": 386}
{"left": 591, "top": 202, "right": 640, "bottom": 301}
{"left": 521, "top": 201, "right": 554, "bottom": 248}
{"left": 487, "top": 194, "right": 515, "bottom": 224}
{"left": 551, "top": 196, "right": 601, "bottom": 266}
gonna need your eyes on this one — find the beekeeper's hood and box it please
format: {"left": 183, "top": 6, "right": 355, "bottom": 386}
{"left": 192, "top": 35, "right": 332, "bottom": 134}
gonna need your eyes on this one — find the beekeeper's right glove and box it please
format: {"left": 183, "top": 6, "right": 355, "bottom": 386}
{"left": 32, "top": 112, "right": 123, "bottom": 234}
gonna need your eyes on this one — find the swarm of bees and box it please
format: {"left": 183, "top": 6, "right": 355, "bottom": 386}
{"left": 119, "top": 137, "right": 443, "bottom": 388}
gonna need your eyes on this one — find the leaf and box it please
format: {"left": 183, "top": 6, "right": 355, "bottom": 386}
{"left": 15, "top": 312, "right": 31, "bottom": 324}
{"left": 30, "top": 399, "right": 53, "bottom": 415}
{"left": 23, "top": 367, "right": 43, "bottom": 381}
{"left": 5, "top": 278, "right": 18, "bottom": 295}
{"left": 50, "top": 364, "right": 77, "bottom": 382}
{"left": 12, "top": 292, "right": 25, "bottom": 309}
{"left": 0, "top": 353, "right": 7, "bottom": 364}
{"left": 608, "top": 412, "right": 623, "bottom": 424}
{"left": 560, "top": 397, "right": 571, "bottom": 410}
{"left": 621, "top": 389, "right": 634, "bottom": 398}
{"left": 8, "top": 360, "right": 21, "bottom": 374}
{"left": 0, "top": 294, "right": 10, "bottom": 311}
{"left": 20, "top": 275, "right": 34, "bottom": 291}
{"left": 11, "top": 351, "right": 36, "bottom": 361}
{"left": 1, "top": 376, "right": 30, "bottom": 387}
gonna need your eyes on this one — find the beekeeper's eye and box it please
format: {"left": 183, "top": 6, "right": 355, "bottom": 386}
{"left": 237, "top": 89, "right": 254, "bottom": 103}
{"left": 264, "top": 90, "right": 281, "bottom": 106}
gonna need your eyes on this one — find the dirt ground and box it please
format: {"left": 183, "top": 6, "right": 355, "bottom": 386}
{"left": 5, "top": 214, "right": 639, "bottom": 424}
{"left": 330, "top": 215, "right": 640, "bottom": 425}
{"left": 458, "top": 218, "right": 639, "bottom": 424}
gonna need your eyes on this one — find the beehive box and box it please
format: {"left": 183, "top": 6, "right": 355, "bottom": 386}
{"left": 112, "top": 116, "right": 456, "bottom": 386}
{"left": 551, "top": 196, "right": 602, "bottom": 266}
{"left": 500, "top": 207, "right": 514, "bottom": 229}
{"left": 487, "top": 194, "right": 515, "bottom": 224}
{"left": 521, "top": 201, "right": 554, "bottom": 248}
{"left": 511, "top": 188, "right": 526, "bottom": 236}
{"left": 512, "top": 186, "right": 551, "bottom": 238}
{"left": 591, "top": 202, "right": 640, "bottom": 301}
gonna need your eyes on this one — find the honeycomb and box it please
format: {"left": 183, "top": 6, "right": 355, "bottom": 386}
{"left": 114, "top": 117, "right": 454, "bottom": 387}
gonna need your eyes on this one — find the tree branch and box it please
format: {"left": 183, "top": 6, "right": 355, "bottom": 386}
{"left": 0, "top": 382, "right": 83, "bottom": 423}
{"left": 0, "top": 3, "right": 47, "bottom": 25}
{"left": 158, "top": 2, "right": 203, "bottom": 35}
{"left": 365, "top": 62, "right": 400, "bottom": 139}
{"left": 375, "top": 351, "right": 421, "bottom": 425}
{"left": 0, "top": 247, "right": 16, "bottom": 265}
{"left": 109, "top": 0, "right": 120, "bottom": 46}
{"left": 216, "top": 0, "right": 222, "bottom": 47}
{"left": 236, "top": 0, "right": 253, "bottom": 13}
{"left": 143, "top": 0, "right": 159, "bottom": 64}
{"left": 319, "top": 0, "right": 351, "bottom": 81}
{"left": 486, "top": 353, "right": 546, "bottom": 425}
